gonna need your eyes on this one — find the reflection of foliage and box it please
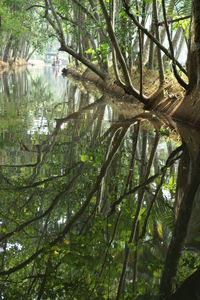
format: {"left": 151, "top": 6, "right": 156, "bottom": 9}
{"left": 0, "top": 71, "right": 199, "bottom": 299}
{"left": 178, "top": 251, "right": 200, "bottom": 285}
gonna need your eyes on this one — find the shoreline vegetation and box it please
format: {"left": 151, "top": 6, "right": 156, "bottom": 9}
{"left": 62, "top": 65, "right": 186, "bottom": 118}
{"left": 1, "top": 0, "right": 200, "bottom": 298}
{"left": 0, "top": 58, "right": 28, "bottom": 73}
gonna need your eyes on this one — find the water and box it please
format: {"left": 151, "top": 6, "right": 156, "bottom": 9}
{"left": 0, "top": 66, "right": 199, "bottom": 299}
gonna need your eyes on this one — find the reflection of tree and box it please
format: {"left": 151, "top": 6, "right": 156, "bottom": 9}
{"left": 0, "top": 73, "right": 200, "bottom": 299}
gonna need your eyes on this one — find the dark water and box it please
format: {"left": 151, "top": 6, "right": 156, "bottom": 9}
{"left": 0, "top": 66, "right": 199, "bottom": 299}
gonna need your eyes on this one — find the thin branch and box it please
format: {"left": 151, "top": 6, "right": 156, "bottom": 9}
{"left": 161, "top": 0, "right": 189, "bottom": 90}
{"left": 43, "top": 1, "right": 107, "bottom": 79}
{"left": 122, "top": 0, "right": 187, "bottom": 76}
{"left": 158, "top": 15, "right": 191, "bottom": 27}
{"left": 125, "top": 123, "right": 140, "bottom": 191}
{"left": 140, "top": 169, "right": 166, "bottom": 239}
{"left": 0, "top": 170, "right": 82, "bottom": 243}
{"left": 153, "top": 0, "right": 165, "bottom": 85}
{"left": 0, "top": 127, "right": 128, "bottom": 277}
{"left": 108, "top": 145, "right": 183, "bottom": 217}
{"left": 99, "top": 0, "right": 148, "bottom": 103}
{"left": 135, "top": 0, "right": 143, "bottom": 98}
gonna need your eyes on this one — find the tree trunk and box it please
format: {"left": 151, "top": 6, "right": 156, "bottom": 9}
{"left": 193, "top": 0, "right": 200, "bottom": 86}
{"left": 152, "top": 0, "right": 164, "bottom": 84}
{"left": 187, "top": 0, "right": 200, "bottom": 90}
{"left": 175, "top": 29, "right": 185, "bottom": 60}
{"left": 163, "top": 27, "right": 182, "bottom": 64}
{"left": 3, "top": 35, "right": 13, "bottom": 62}
{"left": 172, "top": 0, "right": 200, "bottom": 123}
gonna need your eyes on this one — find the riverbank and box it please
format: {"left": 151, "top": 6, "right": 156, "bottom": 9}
{"left": 0, "top": 61, "right": 9, "bottom": 71}
{"left": 62, "top": 65, "right": 185, "bottom": 115}
{"left": 0, "top": 58, "right": 28, "bottom": 73}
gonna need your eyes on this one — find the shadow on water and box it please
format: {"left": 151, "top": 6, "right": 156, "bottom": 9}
{"left": 0, "top": 67, "right": 200, "bottom": 299}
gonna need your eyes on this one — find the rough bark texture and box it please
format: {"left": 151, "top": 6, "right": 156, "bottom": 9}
{"left": 193, "top": 0, "right": 200, "bottom": 86}
{"left": 153, "top": 0, "right": 164, "bottom": 85}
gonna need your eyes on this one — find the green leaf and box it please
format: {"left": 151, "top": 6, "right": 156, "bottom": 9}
{"left": 85, "top": 48, "right": 93, "bottom": 54}
{"left": 91, "top": 196, "right": 96, "bottom": 203}
{"left": 80, "top": 154, "right": 88, "bottom": 162}
{"left": 157, "top": 223, "right": 163, "bottom": 239}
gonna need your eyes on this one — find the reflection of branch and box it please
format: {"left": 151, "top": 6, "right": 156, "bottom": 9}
{"left": 55, "top": 96, "right": 105, "bottom": 124}
{"left": 140, "top": 170, "right": 166, "bottom": 239}
{"left": 37, "top": 263, "right": 49, "bottom": 300}
{"left": 89, "top": 211, "right": 122, "bottom": 298}
{"left": 116, "top": 130, "right": 159, "bottom": 299}
{"left": 1, "top": 162, "right": 38, "bottom": 168}
{"left": 108, "top": 145, "right": 183, "bottom": 217}
{"left": 96, "top": 128, "right": 122, "bottom": 212}
{"left": 167, "top": 266, "right": 200, "bottom": 299}
{"left": 18, "top": 163, "right": 81, "bottom": 190}
{"left": 159, "top": 145, "right": 200, "bottom": 297}
{"left": 0, "top": 169, "right": 82, "bottom": 243}
{"left": 1, "top": 146, "right": 41, "bottom": 190}
{"left": 1, "top": 145, "right": 41, "bottom": 168}
{"left": 125, "top": 121, "right": 140, "bottom": 192}
{"left": 53, "top": 127, "right": 128, "bottom": 244}
{"left": 0, "top": 126, "right": 128, "bottom": 277}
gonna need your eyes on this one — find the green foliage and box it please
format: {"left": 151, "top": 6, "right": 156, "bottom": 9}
{"left": 0, "top": 68, "right": 196, "bottom": 298}
{"left": 174, "top": 0, "right": 192, "bottom": 16}
{"left": 0, "top": 0, "right": 198, "bottom": 297}
{"left": 85, "top": 43, "right": 110, "bottom": 63}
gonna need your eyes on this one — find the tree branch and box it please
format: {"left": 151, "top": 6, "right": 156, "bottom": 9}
{"left": 161, "top": 0, "right": 189, "bottom": 90}
{"left": 122, "top": 0, "right": 188, "bottom": 76}
{"left": 158, "top": 15, "right": 191, "bottom": 27}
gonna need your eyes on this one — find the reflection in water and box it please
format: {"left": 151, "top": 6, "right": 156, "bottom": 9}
{"left": 0, "top": 67, "right": 199, "bottom": 299}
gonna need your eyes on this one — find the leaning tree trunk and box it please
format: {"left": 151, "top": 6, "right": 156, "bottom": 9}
{"left": 173, "top": 0, "right": 200, "bottom": 124}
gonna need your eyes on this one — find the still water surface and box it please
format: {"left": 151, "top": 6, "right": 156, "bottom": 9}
{"left": 0, "top": 66, "right": 199, "bottom": 299}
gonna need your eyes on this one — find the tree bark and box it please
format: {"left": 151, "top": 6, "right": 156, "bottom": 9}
{"left": 187, "top": 0, "right": 200, "bottom": 90}
{"left": 3, "top": 35, "right": 13, "bottom": 62}
{"left": 193, "top": 0, "right": 200, "bottom": 86}
{"left": 153, "top": 0, "right": 164, "bottom": 85}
